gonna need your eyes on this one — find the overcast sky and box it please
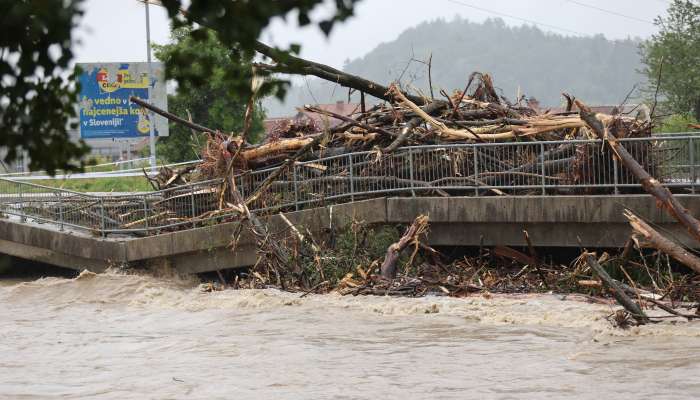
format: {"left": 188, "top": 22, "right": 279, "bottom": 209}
{"left": 75, "top": 0, "right": 669, "bottom": 69}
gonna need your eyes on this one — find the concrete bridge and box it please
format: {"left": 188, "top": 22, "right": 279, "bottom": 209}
{"left": 2, "top": 136, "right": 699, "bottom": 273}
{"left": 1, "top": 195, "right": 698, "bottom": 274}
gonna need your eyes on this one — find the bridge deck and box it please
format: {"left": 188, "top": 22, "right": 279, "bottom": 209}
{"left": 1, "top": 195, "right": 698, "bottom": 274}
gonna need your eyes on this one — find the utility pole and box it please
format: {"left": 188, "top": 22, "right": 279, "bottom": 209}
{"left": 145, "top": 0, "right": 157, "bottom": 171}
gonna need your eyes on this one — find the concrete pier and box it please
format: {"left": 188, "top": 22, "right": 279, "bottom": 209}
{"left": 1, "top": 195, "right": 699, "bottom": 273}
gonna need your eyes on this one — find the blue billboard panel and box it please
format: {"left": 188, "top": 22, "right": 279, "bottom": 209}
{"left": 78, "top": 62, "right": 168, "bottom": 139}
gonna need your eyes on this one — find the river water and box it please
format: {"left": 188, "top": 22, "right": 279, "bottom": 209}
{"left": 1, "top": 270, "right": 699, "bottom": 399}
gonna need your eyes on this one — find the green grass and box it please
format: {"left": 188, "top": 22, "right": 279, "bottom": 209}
{"left": 17, "top": 176, "right": 154, "bottom": 193}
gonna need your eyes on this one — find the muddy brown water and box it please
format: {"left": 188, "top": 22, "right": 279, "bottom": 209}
{"left": 1, "top": 270, "right": 699, "bottom": 399}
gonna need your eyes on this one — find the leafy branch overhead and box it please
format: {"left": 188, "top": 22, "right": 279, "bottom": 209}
{"left": 153, "top": 27, "right": 266, "bottom": 162}
{"left": 157, "top": 0, "right": 363, "bottom": 101}
{"left": 0, "top": 0, "right": 89, "bottom": 174}
{"left": 0, "top": 0, "right": 361, "bottom": 173}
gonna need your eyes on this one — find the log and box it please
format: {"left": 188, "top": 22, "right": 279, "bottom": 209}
{"left": 390, "top": 86, "right": 516, "bottom": 141}
{"left": 618, "top": 282, "right": 699, "bottom": 320}
{"left": 380, "top": 215, "right": 429, "bottom": 280}
{"left": 252, "top": 51, "right": 430, "bottom": 106}
{"left": 390, "top": 85, "right": 584, "bottom": 141}
{"left": 240, "top": 137, "right": 315, "bottom": 161}
{"left": 129, "top": 96, "right": 217, "bottom": 134}
{"left": 577, "top": 100, "right": 700, "bottom": 244}
{"left": 584, "top": 252, "right": 649, "bottom": 324}
{"left": 244, "top": 131, "right": 332, "bottom": 205}
{"left": 523, "top": 230, "right": 549, "bottom": 289}
{"left": 382, "top": 102, "right": 447, "bottom": 153}
{"left": 228, "top": 176, "right": 295, "bottom": 280}
{"left": 163, "top": 5, "right": 432, "bottom": 106}
{"left": 625, "top": 210, "right": 700, "bottom": 274}
{"left": 303, "top": 105, "right": 396, "bottom": 139}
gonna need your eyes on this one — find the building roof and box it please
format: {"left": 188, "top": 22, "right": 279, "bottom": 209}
{"left": 263, "top": 101, "right": 361, "bottom": 136}
{"left": 545, "top": 104, "right": 640, "bottom": 115}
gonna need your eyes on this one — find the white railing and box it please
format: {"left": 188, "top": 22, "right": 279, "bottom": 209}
{"left": 0, "top": 135, "right": 697, "bottom": 236}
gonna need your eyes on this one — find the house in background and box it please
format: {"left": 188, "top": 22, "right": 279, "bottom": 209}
{"left": 263, "top": 101, "right": 361, "bottom": 138}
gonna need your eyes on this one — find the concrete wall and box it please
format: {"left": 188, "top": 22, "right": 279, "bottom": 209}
{"left": 1, "top": 195, "right": 698, "bottom": 273}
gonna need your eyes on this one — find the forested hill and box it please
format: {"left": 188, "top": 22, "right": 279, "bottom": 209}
{"left": 264, "top": 18, "right": 643, "bottom": 116}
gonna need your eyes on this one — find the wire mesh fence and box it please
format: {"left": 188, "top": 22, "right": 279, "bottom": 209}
{"left": 0, "top": 135, "right": 697, "bottom": 236}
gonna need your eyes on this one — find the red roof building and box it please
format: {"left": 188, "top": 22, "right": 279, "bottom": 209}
{"left": 264, "top": 101, "right": 361, "bottom": 137}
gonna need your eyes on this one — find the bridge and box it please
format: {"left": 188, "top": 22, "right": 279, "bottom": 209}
{"left": 0, "top": 135, "right": 698, "bottom": 273}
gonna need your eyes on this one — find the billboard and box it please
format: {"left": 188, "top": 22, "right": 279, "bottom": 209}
{"left": 78, "top": 62, "right": 168, "bottom": 139}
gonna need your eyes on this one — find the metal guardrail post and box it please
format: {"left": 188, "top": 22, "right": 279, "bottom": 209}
{"left": 58, "top": 193, "right": 64, "bottom": 231}
{"left": 18, "top": 182, "right": 26, "bottom": 222}
{"left": 99, "top": 198, "right": 106, "bottom": 237}
{"left": 540, "top": 143, "right": 546, "bottom": 195}
{"left": 293, "top": 163, "right": 300, "bottom": 211}
{"left": 190, "top": 185, "right": 197, "bottom": 227}
{"left": 408, "top": 149, "right": 416, "bottom": 197}
{"left": 143, "top": 195, "right": 149, "bottom": 234}
{"left": 690, "top": 137, "right": 696, "bottom": 194}
{"left": 473, "top": 146, "right": 479, "bottom": 196}
{"left": 348, "top": 153, "right": 355, "bottom": 202}
{"left": 613, "top": 156, "right": 619, "bottom": 195}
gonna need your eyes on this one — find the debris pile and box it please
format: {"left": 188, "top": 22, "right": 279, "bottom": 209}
{"left": 121, "top": 35, "right": 699, "bottom": 330}
{"left": 218, "top": 213, "right": 699, "bottom": 328}
{"left": 127, "top": 72, "right": 658, "bottom": 234}
{"left": 191, "top": 74, "right": 652, "bottom": 187}
{"left": 115, "top": 42, "right": 700, "bottom": 329}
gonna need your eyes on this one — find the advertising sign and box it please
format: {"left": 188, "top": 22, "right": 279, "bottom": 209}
{"left": 78, "top": 62, "right": 168, "bottom": 139}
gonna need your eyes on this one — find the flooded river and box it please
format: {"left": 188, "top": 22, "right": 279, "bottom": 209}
{"left": 1, "top": 270, "right": 699, "bottom": 399}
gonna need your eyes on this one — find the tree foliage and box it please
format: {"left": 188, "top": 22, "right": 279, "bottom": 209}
{"left": 153, "top": 27, "right": 265, "bottom": 163}
{"left": 641, "top": 0, "right": 700, "bottom": 119}
{"left": 0, "top": 0, "right": 89, "bottom": 173}
{"left": 1, "top": 0, "right": 361, "bottom": 172}
{"left": 158, "top": 0, "right": 361, "bottom": 101}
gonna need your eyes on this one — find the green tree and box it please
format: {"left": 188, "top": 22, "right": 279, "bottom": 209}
{"left": 641, "top": 0, "right": 700, "bottom": 120}
{"left": 0, "top": 0, "right": 89, "bottom": 174}
{"left": 153, "top": 27, "right": 265, "bottom": 162}
{"left": 0, "top": 0, "right": 361, "bottom": 172}
{"left": 655, "top": 113, "right": 698, "bottom": 133}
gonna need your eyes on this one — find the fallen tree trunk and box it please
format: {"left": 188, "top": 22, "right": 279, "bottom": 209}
{"left": 392, "top": 86, "right": 584, "bottom": 141}
{"left": 584, "top": 252, "right": 649, "bottom": 324}
{"left": 240, "top": 137, "right": 316, "bottom": 161}
{"left": 381, "top": 215, "right": 429, "bottom": 280}
{"left": 625, "top": 210, "right": 700, "bottom": 274}
{"left": 130, "top": 96, "right": 217, "bottom": 135}
{"left": 252, "top": 49, "right": 430, "bottom": 106}
{"left": 304, "top": 105, "right": 396, "bottom": 139}
{"left": 382, "top": 102, "right": 447, "bottom": 153}
{"left": 577, "top": 100, "right": 700, "bottom": 245}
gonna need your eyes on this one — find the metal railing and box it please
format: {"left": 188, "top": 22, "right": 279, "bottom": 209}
{"left": 0, "top": 135, "right": 698, "bottom": 236}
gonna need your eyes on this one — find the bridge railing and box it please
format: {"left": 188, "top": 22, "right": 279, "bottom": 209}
{"left": 0, "top": 135, "right": 698, "bottom": 235}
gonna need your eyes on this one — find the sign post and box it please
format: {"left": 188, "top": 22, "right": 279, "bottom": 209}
{"left": 145, "top": 1, "right": 157, "bottom": 170}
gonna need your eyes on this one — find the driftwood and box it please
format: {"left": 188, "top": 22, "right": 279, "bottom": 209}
{"left": 130, "top": 96, "right": 217, "bottom": 135}
{"left": 584, "top": 252, "right": 649, "bottom": 324}
{"left": 252, "top": 41, "right": 430, "bottom": 106}
{"left": 380, "top": 215, "right": 429, "bottom": 280}
{"left": 523, "top": 230, "right": 549, "bottom": 289}
{"left": 382, "top": 101, "right": 446, "bottom": 153}
{"left": 577, "top": 100, "right": 700, "bottom": 244}
{"left": 625, "top": 210, "right": 700, "bottom": 274}
{"left": 618, "top": 282, "right": 699, "bottom": 320}
{"left": 240, "top": 137, "right": 315, "bottom": 161}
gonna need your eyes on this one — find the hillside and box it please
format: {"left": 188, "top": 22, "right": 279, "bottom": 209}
{"left": 264, "top": 18, "right": 644, "bottom": 116}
